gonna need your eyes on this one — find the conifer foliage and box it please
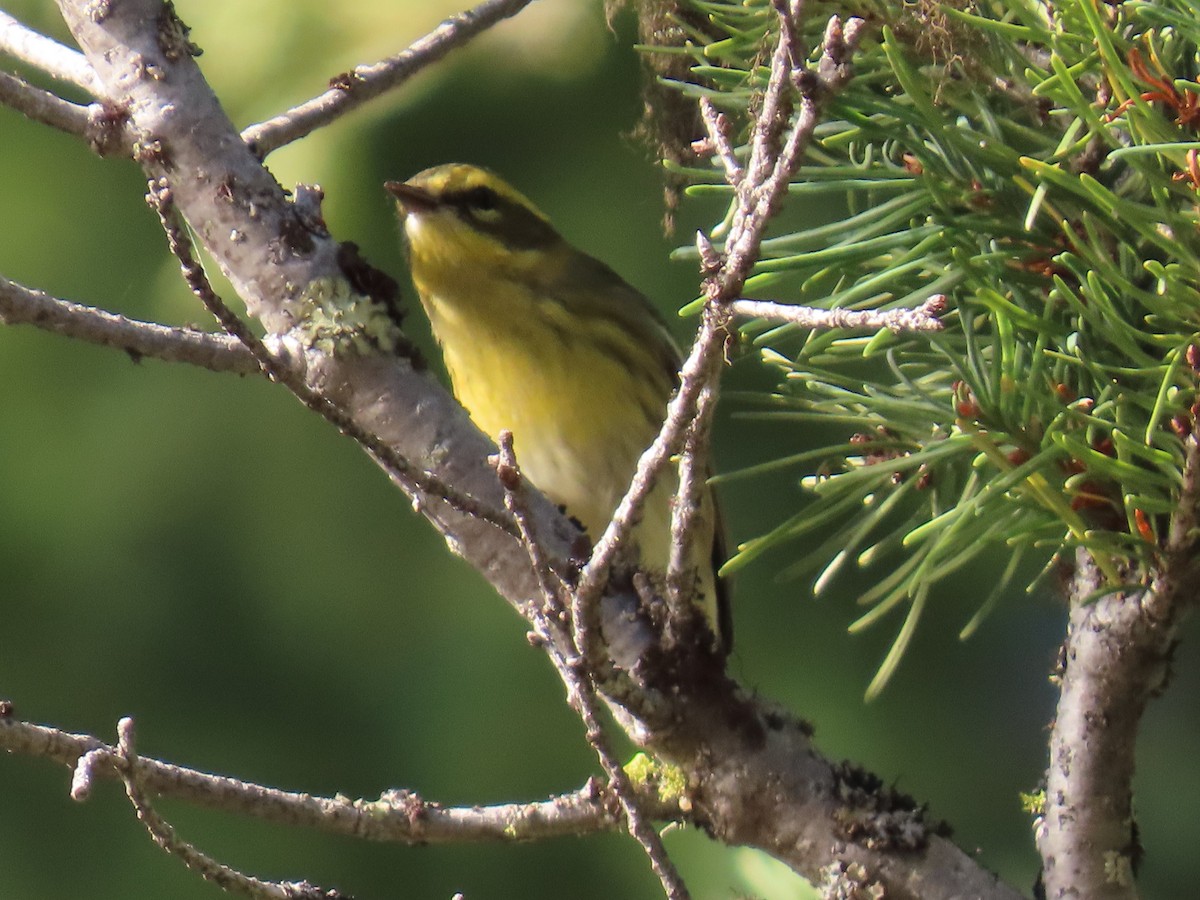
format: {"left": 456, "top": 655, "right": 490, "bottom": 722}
{"left": 667, "top": 0, "right": 1200, "bottom": 693}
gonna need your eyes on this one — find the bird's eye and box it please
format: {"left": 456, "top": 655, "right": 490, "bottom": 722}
{"left": 463, "top": 186, "right": 499, "bottom": 213}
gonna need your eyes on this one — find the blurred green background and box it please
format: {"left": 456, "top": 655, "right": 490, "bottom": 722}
{"left": 1, "top": 1, "right": 1196, "bottom": 898}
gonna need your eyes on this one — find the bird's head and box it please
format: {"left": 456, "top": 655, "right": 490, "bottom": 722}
{"left": 385, "top": 164, "right": 562, "bottom": 275}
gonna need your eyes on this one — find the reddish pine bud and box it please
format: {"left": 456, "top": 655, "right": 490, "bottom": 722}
{"left": 1134, "top": 508, "right": 1154, "bottom": 542}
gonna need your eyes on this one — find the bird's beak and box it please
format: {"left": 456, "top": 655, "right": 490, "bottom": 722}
{"left": 385, "top": 181, "right": 439, "bottom": 215}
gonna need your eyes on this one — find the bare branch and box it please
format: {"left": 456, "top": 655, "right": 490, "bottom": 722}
{"left": 241, "top": 0, "right": 535, "bottom": 158}
{"left": 739, "top": 0, "right": 804, "bottom": 197}
{"left": 109, "top": 718, "right": 338, "bottom": 900}
{"left": 0, "top": 272, "right": 259, "bottom": 372}
{"left": 0, "top": 9, "right": 98, "bottom": 93}
{"left": 496, "top": 436, "right": 689, "bottom": 900}
{"left": 2, "top": 713, "right": 628, "bottom": 844}
{"left": 696, "top": 97, "right": 742, "bottom": 184}
{"left": 573, "top": 302, "right": 730, "bottom": 614}
{"left": 495, "top": 429, "right": 572, "bottom": 621}
{"left": 581, "top": 700, "right": 691, "bottom": 900}
{"left": 0, "top": 69, "right": 132, "bottom": 154}
{"left": 1038, "top": 419, "right": 1200, "bottom": 898}
{"left": 55, "top": 0, "right": 579, "bottom": 676}
{"left": 0, "top": 68, "right": 87, "bottom": 130}
{"left": 666, "top": 379, "right": 718, "bottom": 616}
{"left": 576, "top": 0, "right": 859, "bottom": 605}
{"left": 651, "top": 8, "right": 867, "bottom": 634}
{"left": 714, "top": 14, "right": 865, "bottom": 299}
{"left": 731, "top": 294, "right": 947, "bottom": 334}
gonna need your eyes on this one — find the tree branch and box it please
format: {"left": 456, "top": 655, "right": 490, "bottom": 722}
{"left": 0, "top": 69, "right": 132, "bottom": 154}
{"left": 0, "top": 67, "right": 87, "bottom": 130}
{"left": 105, "top": 718, "right": 339, "bottom": 900}
{"left": 1, "top": 712, "right": 628, "bottom": 844}
{"left": 658, "top": 6, "right": 872, "bottom": 630}
{"left": 496, "top": 434, "right": 690, "bottom": 900}
{"left": 1037, "top": 421, "right": 1200, "bottom": 897}
{"left": 730, "top": 294, "right": 947, "bottom": 334}
{"left": 0, "top": 9, "right": 98, "bottom": 93}
{"left": 58, "top": 0, "right": 558, "bottom": 608}
{"left": 240, "top": 0, "right": 535, "bottom": 158}
{"left": 665, "top": 378, "right": 717, "bottom": 618}
{"left": 0, "top": 272, "right": 259, "bottom": 373}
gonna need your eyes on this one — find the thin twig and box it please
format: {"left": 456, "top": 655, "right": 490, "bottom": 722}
{"left": 555, "top": 624, "right": 690, "bottom": 900}
{"left": 0, "top": 15, "right": 132, "bottom": 154}
{"left": 494, "top": 435, "right": 689, "bottom": 899}
{"left": 143, "top": 176, "right": 517, "bottom": 536}
{"left": 110, "top": 719, "right": 336, "bottom": 900}
{"left": 566, "top": 673, "right": 691, "bottom": 900}
{"left": 716, "top": 16, "right": 864, "bottom": 300}
{"left": 0, "top": 273, "right": 260, "bottom": 372}
{"left": 666, "top": 379, "right": 719, "bottom": 616}
{"left": 656, "top": 9, "right": 866, "bottom": 639}
{"left": 0, "top": 10, "right": 98, "bottom": 94}
{"left": 573, "top": 305, "right": 730, "bottom": 615}
{"left": 739, "top": 0, "right": 804, "bottom": 200}
{"left": 731, "top": 294, "right": 947, "bottom": 333}
{"left": 0, "top": 70, "right": 132, "bottom": 155}
{"left": 697, "top": 97, "right": 743, "bottom": 184}
{"left": 3, "top": 713, "right": 627, "bottom": 842}
{"left": 495, "top": 430, "right": 574, "bottom": 636}
{"left": 0, "top": 69, "right": 87, "bottom": 131}
{"left": 577, "top": 8, "right": 865, "bottom": 625}
{"left": 241, "top": 0, "right": 534, "bottom": 157}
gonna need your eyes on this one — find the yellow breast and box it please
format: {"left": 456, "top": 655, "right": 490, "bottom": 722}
{"left": 422, "top": 286, "right": 666, "bottom": 543}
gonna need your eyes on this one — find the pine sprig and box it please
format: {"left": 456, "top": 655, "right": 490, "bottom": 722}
{"left": 663, "top": 0, "right": 1200, "bottom": 694}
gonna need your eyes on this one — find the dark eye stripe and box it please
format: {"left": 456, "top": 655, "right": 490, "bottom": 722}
{"left": 461, "top": 186, "right": 498, "bottom": 211}
{"left": 441, "top": 188, "right": 561, "bottom": 250}
{"left": 442, "top": 186, "right": 500, "bottom": 213}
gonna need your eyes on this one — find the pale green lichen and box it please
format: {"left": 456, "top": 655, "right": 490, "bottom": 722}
{"left": 296, "top": 276, "right": 402, "bottom": 356}
{"left": 624, "top": 752, "right": 689, "bottom": 807}
{"left": 1019, "top": 789, "right": 1046, "bottom": 817}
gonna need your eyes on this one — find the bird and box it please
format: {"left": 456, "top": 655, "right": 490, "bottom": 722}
{"left": 386, "top": 163, "right": 730, "bottom": 652}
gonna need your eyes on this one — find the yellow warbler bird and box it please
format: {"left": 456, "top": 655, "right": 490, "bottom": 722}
{"left": 386, "top": 163, "right": 731, "bottom": 652}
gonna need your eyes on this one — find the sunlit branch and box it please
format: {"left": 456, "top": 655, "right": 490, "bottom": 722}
{"left": 0, "top": 273, "right": 259, "bottom": 373}
{"left": 0, "top": 9, "right": 98, "bottom": 93}
{"left": 240, "top": 0, "right": 535, "bottom": 157}
{"left": 495, "top": 433, "right": 690, "bottom": 900}
{"left": 731, "top": 295, "right": 946, "bottom": 334}
{"left": 3, "top": 713, "right": 629, "bottom": 844}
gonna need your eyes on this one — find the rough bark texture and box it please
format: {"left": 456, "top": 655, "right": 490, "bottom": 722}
{"left": 1037, "top": 550, "right": 1183, "bottom": 899}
